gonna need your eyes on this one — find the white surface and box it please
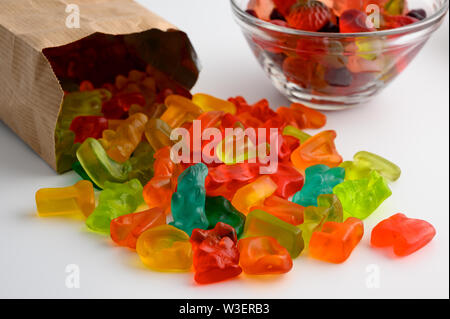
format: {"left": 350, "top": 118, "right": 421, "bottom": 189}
{"left": 0, "top": 0, "right": 448, "bottom": 299}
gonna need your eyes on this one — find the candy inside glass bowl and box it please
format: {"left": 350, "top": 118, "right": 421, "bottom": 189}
{"left": 231, "top": 0, "right": 449, "bottom": 110}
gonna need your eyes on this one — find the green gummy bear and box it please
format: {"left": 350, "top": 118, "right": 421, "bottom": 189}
{"left": 86, "top": 179, "right": 144, "bottom": 234}
{"left": 205, "top": 196, "right": 246, "bottom": 238}
{"left": 340, "top": 151, "right": 401, "bottom": 182}
{"left": 170, "top": 163, "right": 209, "bottom": 236}
{"left": 300, "top": 194, "right": 343, "bottom": 247}
{"left": 128, "top": 142, "right": 155, "bottom": 186}
{"left": 282, "top": 125, "right": 311, "bottom": 143}
{"left": 243, "top": 209, "right": 304, "bottom": 258}
{"left": 333, "top": 170, "right": 392, "bottom": 220}
{"left": 76, "top": 138, "right": 131, "bottom": 189}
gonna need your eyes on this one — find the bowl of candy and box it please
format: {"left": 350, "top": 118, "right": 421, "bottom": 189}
{"left": 231, "top": 0, "right": 449, "bottom": 109}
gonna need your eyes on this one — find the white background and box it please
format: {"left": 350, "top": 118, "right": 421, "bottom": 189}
{"left": 0, "top": 0, "right": 448, "bottom": 298}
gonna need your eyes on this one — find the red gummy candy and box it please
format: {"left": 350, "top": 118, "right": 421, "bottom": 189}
{"left": 371, "top": 213, "right": 436, "bottom": 257}
{"left": 190, "top": 222, "right": 242, "bottom": 284}
{"left": 69, "top": 116, "right": 108, "bottom": 143}
{"left": 340, "top": 9, "right": 376, "bottom": 33}
{"left": 110, "top": 207, "right": 166, "bottom": 249}
{"left": 286, "top": 1, "right": 331, "bottom": 32}
{"left": 270, "top": 162, "right": 304, "bottom": 199}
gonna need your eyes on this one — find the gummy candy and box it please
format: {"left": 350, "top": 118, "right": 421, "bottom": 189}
{"left": 136, "top": 225, "right": 192, "bottom": 272}
{"left": 243, "top": 209, "right": 304, "bottom": 258}
{"left": 371, "top": 213, "right": 436, "bottom": 256}
{"left": 309, "top": 217, "right": 364, "bottom": 263}
{"left": 110, "top": 207, "right": 166, "bottom": 249}
{"left": 286, "top": 1, "right": 331, "bottom": 32}
{"left": 333, "top": 170, "right": 392, "bottom": 219}
{"left": 191, "top": 223, "right": 242, "bottom": 284}
{"left": 292, "top": 164, "right": 345, "bottom": 207}
{"left": 86, "top": 179, "right": 143, "bottom": 234}
{"left": 238, "top": 236, "right": 293, "bottom": 275}
{"left": 231, "top": 176, "right": 278, "bottom": 215}
{"left": 250, "top": 195, "right": 304, "bottom": 226}
{"left": 35, "top": 181, "right": 95, "bottom": 217}
{"left": 205, "top": 196, "right": 246, "bottom": 238}
{"left": 170, "top": 163, "right": 209, "bottom": 236}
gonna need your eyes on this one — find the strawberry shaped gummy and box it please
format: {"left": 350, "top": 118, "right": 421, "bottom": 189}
{"left": 286, "top": 0, "right": 332, "bottom": 32}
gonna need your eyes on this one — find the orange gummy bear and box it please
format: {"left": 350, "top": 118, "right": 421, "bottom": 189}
{"left": 309, "top": 217, "right": 364, "bottom": 263}
{"left": 238, "top": 236, "right": 293, "bottom": 275}
{"left": 290, "top": 130, "right": 342, "bottom": 171}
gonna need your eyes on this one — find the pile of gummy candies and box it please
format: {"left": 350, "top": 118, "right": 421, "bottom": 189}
{"left": 246, "top": 0, "right": 427, "bottom": 32}
{"left": 244, "top": 0, "right": 428, "bottom": 93}
{"left": 35, "top": 66, "right": 436, "bottom": 284}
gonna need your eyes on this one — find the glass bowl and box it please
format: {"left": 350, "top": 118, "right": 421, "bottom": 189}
{"left": 231, "top": 0, "right": 449, "bottom": 110}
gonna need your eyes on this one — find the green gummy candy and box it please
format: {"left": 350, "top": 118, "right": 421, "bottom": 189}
{"left": 86, "top": 179, "right": 143, "bottom": 234}
{"left": 333, "top": 170, "right": 392, "bottom": 220}
{"left": 76, "top": 138, "right": 131, "bottom": 189}
{"left": 205, "top": 196, "right": 246, "bottom": 238}
{"left": 282, "top": 125, "right": 311, "bottom": 143}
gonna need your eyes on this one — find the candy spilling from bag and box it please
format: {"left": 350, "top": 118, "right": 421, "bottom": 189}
{"left": 35, "top": 67, "right": 436, "bottom": 284}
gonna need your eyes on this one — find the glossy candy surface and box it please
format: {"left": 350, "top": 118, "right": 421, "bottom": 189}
{"left": 291, "top": 130, "right": 343, "bottom": 171}
{"left": 191, "top": 222, "right": 242, "bottom": 284}
{"left": 205, "top": 196, "right": 246, "bottom": 238}
{"left": 243, "top": 209, "right": 304, "bottom": 258}
{"left": 137, "top": 225, "right": 192, "bottom": 272}
{"left": 300, "top": 194, "right": 344, "bottom": 246}
{"left": 371, "top": 213, "right": 436, "bottom": 256}
{"left": 36, "top": 181, "right": 95, "bottom": 217}
{"left": 110, "top": 207, "right": 166, "bottom": 249}
{"left": 292, "top": 164, "right": 345, "bottom": 207}
{"left": 333, "top": 170, "right": 392, "bottom": 219}
{"left": 76, "top": 138, "right": 131, "bottom": 189}
{"left": 238, "top": 236, "right": 293, "bottom": 275}
{"left": 170, "top": 163, "right": 209, "bottom": 236}
{"left": 231, "top": 176, "right": 278, "bottom": 215}
{"left": 86, "top": 179, "right": 143, "bottom": 233}
{"left": 309, "top": 217, "right": 364, "bottom": 263}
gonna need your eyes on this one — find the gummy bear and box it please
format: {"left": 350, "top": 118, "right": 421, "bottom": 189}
{"left": 170, "top": 163, "right": 209, "bottom": 236}
{"left": 136, "top": 225, "right": 192, "bottom": 272}
{"left": 76, "top": 138, "right": 131, "bottom": 189}
{"left": 371, "top": 213, "right": 436, "bottom": 257}
{"left": 290, "top": 130, "right": 343, "bottom": 171}
{"left": 292, "top": 164, "right": 345, "bottom": 207}
{"left": 110, "top": 207, "right": 166, "bottom": 249}
{"left": 69, "top": 116, "right": 108, "bottom": 144}
{"left": 128, "top": 141, "right": 155, "bottom": 186}
{"left": 35, "top": 180, "right": 95, "bottom": 218}
{"left": 309, "top": 217, "right": 364, "bottom": 263}
{"left": 190, "top": 222, "right": 242, "bottom": 284}
{"left": 333, "top": 170, "right": 392, "bottom": 219}
{"left": 86, "top": 179, "right": 143, "bottom": 234}
{"left": 101, "top": 113, "right": 148, "bottom": 163}
{"left": 238, "top": 236, "right": 293, "bottom": 275}
{"left": 192, "top": 93, "right": 237, "bottom": 114}
{"left": 231, "top": 176, "right": 278, "bottom": 215}
{"left": 243, "top": 209, "right": 304, "bottom": 258}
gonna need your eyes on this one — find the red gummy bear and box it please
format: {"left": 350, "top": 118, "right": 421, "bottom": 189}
{"left": 69, "top": 116, "right": 108, "bottom": 143}
{"left": 190, "top": 222, "right": 242, "bottom": 284}
{"left": 110, "top": 207, "right": 166, "bottom": 249}
{"left": 371, "top": 213, "right": 436, "bottom": 257}
{"left": 270, "top": 163, "right": 304, "bottom": 199}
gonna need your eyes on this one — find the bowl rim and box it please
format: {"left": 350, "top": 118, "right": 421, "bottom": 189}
{"left": 230, "top": 0, "right": 449, "bottom": 38}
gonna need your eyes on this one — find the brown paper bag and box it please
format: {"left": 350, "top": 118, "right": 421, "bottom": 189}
{"left": 0, "top": 0, "right": 200, "bottom": 172}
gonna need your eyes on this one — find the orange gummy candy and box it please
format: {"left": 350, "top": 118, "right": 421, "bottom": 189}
{"left": 238, "top": 236, "right": 293, "bottom": 275}
{"left": 309, "top": 217, "right": 364, "bottom": 263}
{"left": 290, "top": 130, "right": 342, "bottom": 171}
